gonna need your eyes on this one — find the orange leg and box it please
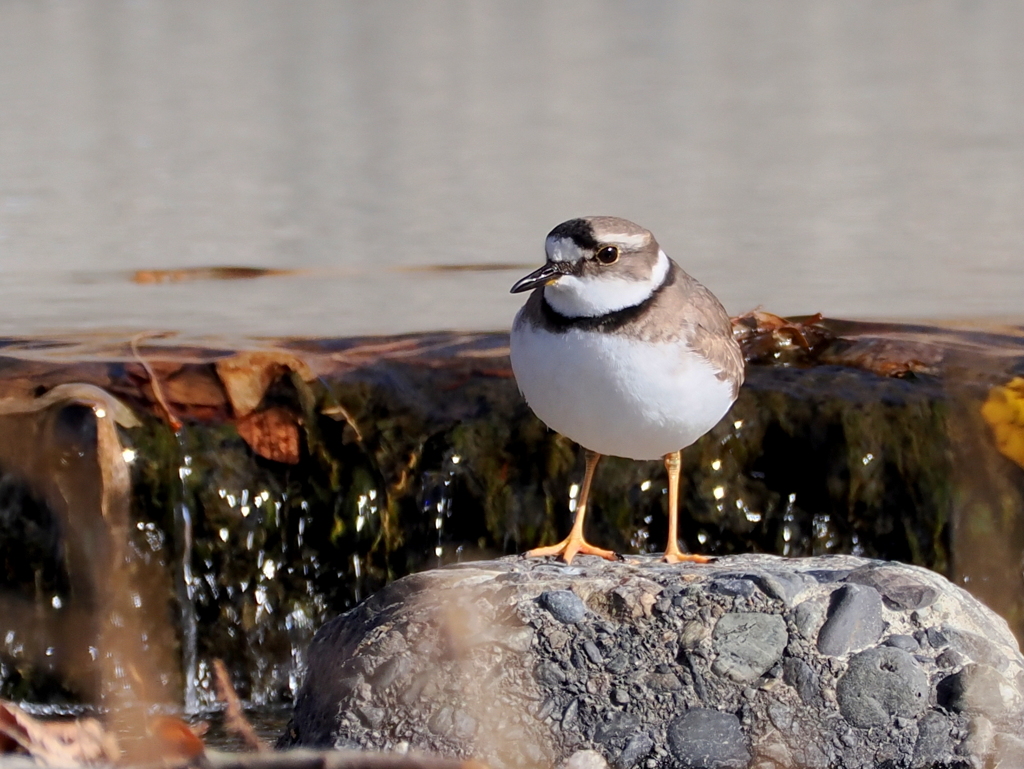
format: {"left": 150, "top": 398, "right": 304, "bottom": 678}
{"left": 662, "top": 450, "right": 711, "bottom": 564}
{"left": 525, "top": 449, "right": 618, "bottom": 564}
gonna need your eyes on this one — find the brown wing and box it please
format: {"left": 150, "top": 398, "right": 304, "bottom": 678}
{"left": 636, "top": 264, "right": 745, "bottom": 397}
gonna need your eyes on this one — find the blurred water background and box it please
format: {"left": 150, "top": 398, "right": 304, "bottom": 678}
{"left": 1, "top": 1, "right": 1023, "bottom": 339}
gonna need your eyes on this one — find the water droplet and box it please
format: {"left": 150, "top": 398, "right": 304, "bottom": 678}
{"left": 121, "top": 448, "right": 137, "bottom": 463}
{"left": 51, "top": 595, "right": 62, "bottom": 609}
{"left": 713, "top": 486, "right": 725, "bottom": 500}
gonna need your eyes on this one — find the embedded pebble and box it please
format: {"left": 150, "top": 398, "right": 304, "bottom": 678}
{"left": 666, "top": 709, "right": 749, "bottom": 769}
{"left": 937, "top": 663, "right": 1023, "bottom": 717}
{"left": 836, "top": 647, "right": 929, "bottom": 727}
{"left": 782, "top": 657, "right": 818, "bottom": 704}
{"left": 711, "top": 612, "right": 787, "bottom": 683}
{"left": 816, "top": 583, "right": 884, "bottom": 656}
{"left": 846, "top": 564, "right": 940, "bottom": 609}
{"left": 540, "top": 590, "right": 587, "bottom": 624}
{"left": 615, "top": 732, "right": 654, "bottom": 769}
{"left": 883, "top": 634, "right": 919, "bottom": 652}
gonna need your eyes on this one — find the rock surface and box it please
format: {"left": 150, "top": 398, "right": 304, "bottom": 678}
{"left": 281, "top": 554, "right": 1024, "bottom": 769}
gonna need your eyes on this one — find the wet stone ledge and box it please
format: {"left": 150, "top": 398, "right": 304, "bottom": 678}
{"left": 0, "top": 319, "right": 1023, "bottom": 707}
{"left": 282, "top": 554, "right": 1024, "bottom": 769}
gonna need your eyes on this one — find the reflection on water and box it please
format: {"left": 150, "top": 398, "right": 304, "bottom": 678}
{"left": 2, "top": 2, "right": 1024, "bottom": 337}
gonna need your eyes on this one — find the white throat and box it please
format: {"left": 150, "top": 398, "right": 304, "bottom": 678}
{"left": 543, "top": 250, "right": 670, "bottom": 318}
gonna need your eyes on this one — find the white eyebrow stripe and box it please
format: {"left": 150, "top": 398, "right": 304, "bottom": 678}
{"left": 605, "top": 232, "right": 650, "bottom": 248}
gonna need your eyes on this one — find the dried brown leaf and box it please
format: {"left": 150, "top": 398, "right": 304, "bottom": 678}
{"left": 236, "top": 407, "right": 301, "bottom": 464}
{"left": 216, "top": 351, "right": 314, "bottom": 418}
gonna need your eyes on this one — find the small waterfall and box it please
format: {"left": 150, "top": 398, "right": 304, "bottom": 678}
{"left": 174, "top": 450, "right": 200, "bottom": 714}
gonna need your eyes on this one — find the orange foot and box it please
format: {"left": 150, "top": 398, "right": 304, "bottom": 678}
{"left": 525, "top": 536, "right": 619, "bottom": 565}
{"left": 662, "top": 547, "right": 712, "bottom": 564}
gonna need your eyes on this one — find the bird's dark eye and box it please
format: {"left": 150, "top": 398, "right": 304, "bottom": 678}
{"left": 596, "top": 246, "right": 619, "bottom": 265}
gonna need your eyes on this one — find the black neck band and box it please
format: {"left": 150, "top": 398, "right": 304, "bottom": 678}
{"left": 540, "top": 261, "right": 677, "bottom": 333}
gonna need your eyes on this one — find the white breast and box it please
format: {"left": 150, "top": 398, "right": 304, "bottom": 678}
{"left": 510, "top": 319, "right": 737, "bottom": 460}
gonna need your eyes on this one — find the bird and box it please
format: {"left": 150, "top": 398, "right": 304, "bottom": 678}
{"left": 509, "top": 216, "right": 744, "bottom": 564}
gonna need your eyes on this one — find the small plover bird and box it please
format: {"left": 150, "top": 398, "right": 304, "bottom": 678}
{"left": 510, "top": 217, "right": 745, "bottom": 564}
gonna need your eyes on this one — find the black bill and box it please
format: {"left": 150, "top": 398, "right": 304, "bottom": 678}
{"left": 510, "top": 262, "right": 567, "bottom": 294}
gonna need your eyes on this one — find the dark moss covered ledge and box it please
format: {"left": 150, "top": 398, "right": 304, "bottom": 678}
{"left": 0, "top": 318, "right": 1023, "bottom": 707}
{"left": 281, "top": 554, "right": 1024, "bottom": 769}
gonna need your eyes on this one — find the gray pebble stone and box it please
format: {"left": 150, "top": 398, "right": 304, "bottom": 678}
{"left": 751, "top": 571, "right": 815, "bottom": 605}
{"left": 944, "top": 627, "right": 1010, "bottom": 671}
{"left": 615, "top": 732, "right": 654, "bottom": 769}
{"left": 584, "top": 640, "right": 604, "bottom": 665}
{"left": 937, "top": 663, "right": 1023, "bottom": 717}
{"left": 882, "top": 634, "right": 919, "bottom": 652}
{"left": 913, "top": 708, "right": 950, "bottom": 769}
{"left": 846, "top": 564, "right": 939, "bottom": 610}
{"left": 924, "top": 627, "right": 948, "bottom": 648}
{"left": 606, "top": 653, "right": 630, "bottom": 674}
{"left": 645, "top": 671, "right": 682, "bottom": 691}
{"left": 369, "top": 656, "right": 411, "bottom": 690}
{"left": 711, "top": 612, "right": 788, "bottom": 683}
{"left": 805, "top": 568, "right": 851, "bottom": 583}
{"left": 709, "top": 578, "right": 756, "bottom": 598}
{"left": 594, "top": 711, "right": 641, "bottom": 744}
{"left": 816, "top": 584, "right": 884, "bottom": 656}
{"left": 562, "top": 698, "right": 580, "bottom": 727}
{"left": 793, "top": 598, "right": 826, "bottom": 639}
{"left": 666, "top": 709, "right": 750, "bottom": 769}
{"left": 782, "top": 657, "right": 818, "bottom": 704}
{"left": 836, "top": 647, "right": 929, "bottom": 727}
{"left": 539, "top": 590, "right": 587, "bottom": 624}
{"left": 935, "top": 649, "right": 964, "bottom": 669}
{"left": 535, "top": 660, "right": 567, "bottom": 686}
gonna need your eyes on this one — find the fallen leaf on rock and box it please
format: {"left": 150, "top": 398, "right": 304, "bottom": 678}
{"left": 215, "top": 351, "right": 314, "bottom": 418}
{"left": 732, "top": 311, "right": 833, "bottom": 364}
{"left": 236, "top": 406, "right": 301, "bottom": 464}
{"left": 0, "top": 701, "right": 119, "bottom": 766}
